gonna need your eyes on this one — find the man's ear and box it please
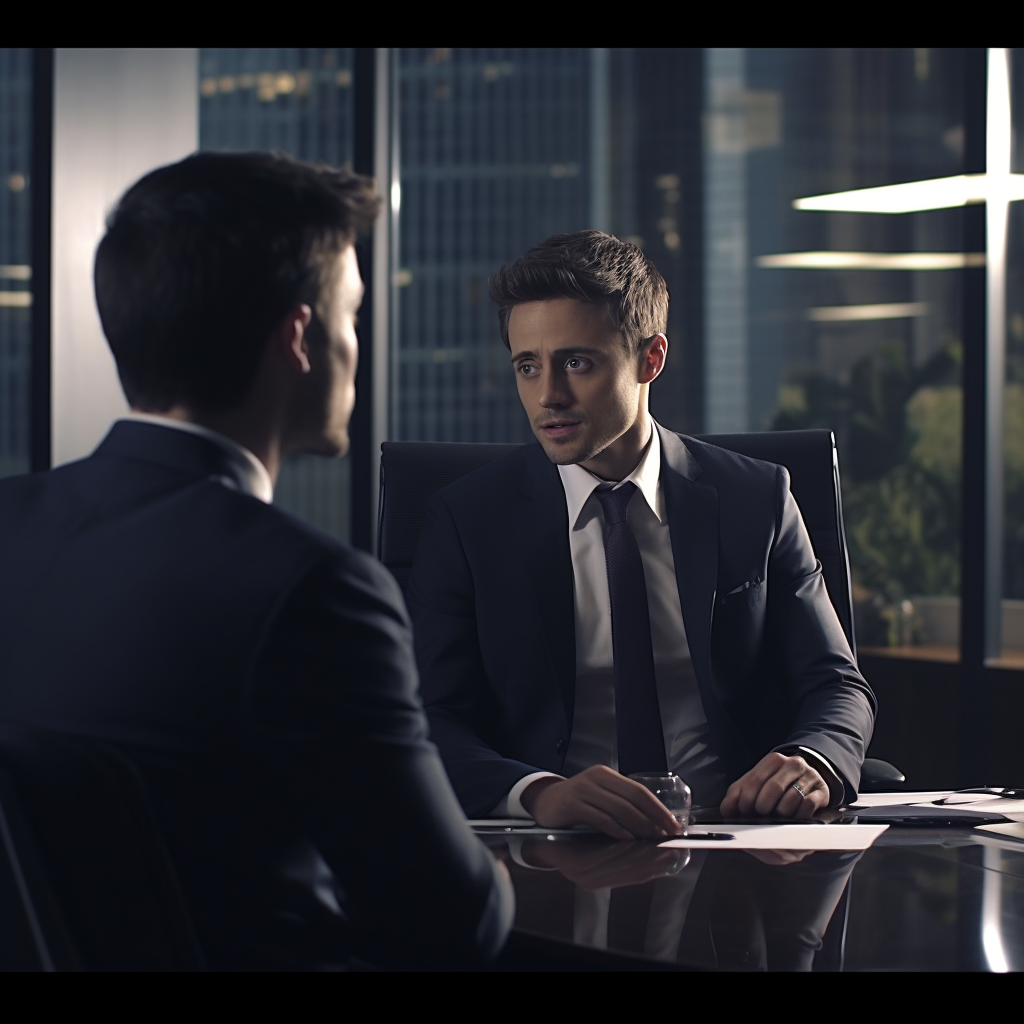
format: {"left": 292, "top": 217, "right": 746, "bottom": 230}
{"left": 277, "top": 304, "right": 314, "bottom": 374}
{"left": 638, "top": 333, "right": 668, "bottom": 384}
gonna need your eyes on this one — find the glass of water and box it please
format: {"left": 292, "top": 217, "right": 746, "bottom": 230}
{"left": 628, "top": 772, "right": 692, "bottom": 831}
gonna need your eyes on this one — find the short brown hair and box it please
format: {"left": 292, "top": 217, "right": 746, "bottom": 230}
{"left": 488, "top": 230, "right": 669, "bottom": 355}
{"left": 95, "top": 151, "right": 379, "bottom": 413}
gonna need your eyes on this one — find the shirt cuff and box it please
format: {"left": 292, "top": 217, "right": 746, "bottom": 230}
{"left": 776, "top": 745, "right": 846, "bottom": 806}
{"left": 491, "top": 771, "right": 564, "bottom": 819}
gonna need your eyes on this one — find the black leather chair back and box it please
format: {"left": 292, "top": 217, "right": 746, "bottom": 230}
{"left": 0, "top": 763, "right": 77, "bottom": 970}
{"left": 378, "top": 441, "right": 522, "bottom": 599}
{"left": 0, "top": 728, "right": 205, "bottom": 971}
{"left": 378, "top": 430, "right": 856, "bottom": 653}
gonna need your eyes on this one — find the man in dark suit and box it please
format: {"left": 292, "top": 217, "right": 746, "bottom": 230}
{"left": 0, "top": 152, "right": 513, "bottom": 970}
{"left": 408, "top": 230, "right": 876, "bottom": 840}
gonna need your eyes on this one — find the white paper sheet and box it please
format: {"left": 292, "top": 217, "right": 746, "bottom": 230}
{"left": 850, "top": 790, "right": 1024, "bottom": 820}
{"left": 975, "top": 821, "right": 1024, "bottom": 842}
{"left": 658, "top": 824, "right": 888, "bottom": 850}
{"left": 469, "top": 819, "right": 892, "bottom": 845}
{"left": 851, "top": 791, "right": 953, "bottom": 807}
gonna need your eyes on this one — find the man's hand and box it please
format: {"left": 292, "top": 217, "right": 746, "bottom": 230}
{"left": 521, "top": 765, "right": 683, "bottom": 840}
{"left": 720, "top": 752, "right": 830, "bottom": 819}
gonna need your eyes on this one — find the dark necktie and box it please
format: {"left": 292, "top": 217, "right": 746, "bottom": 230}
{"left": 595, "top": 482, "right": 668, "bottom": 776}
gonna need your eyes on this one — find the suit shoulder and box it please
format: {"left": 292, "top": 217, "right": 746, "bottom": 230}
{"left": 0, "top": 463, "right": 79, "bottom": 515}
{"left": 674, "top": 432, "right": 784, "bottom": 484}
{"left": 426, "top": 442, "right": 541, "bottom": 512}
{"left": 254, "top": 500, "right": 403, "bottom": 602}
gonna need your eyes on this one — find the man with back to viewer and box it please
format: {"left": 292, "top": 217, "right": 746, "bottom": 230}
{"left": 0, "top": 151, "right": 513, "bottom": 970}
{"left": 407, "top": 230, "right": 877, "bottom": 840}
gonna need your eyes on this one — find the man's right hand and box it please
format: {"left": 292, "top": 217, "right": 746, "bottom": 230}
{"left": 519, "top": 765, "right": 683, "bottom": 840}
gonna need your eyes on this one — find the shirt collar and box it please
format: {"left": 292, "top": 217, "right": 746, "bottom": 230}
{"left": 557, "top": 421, "right": 663, "bottom": 528}
{"left": 121, "top": 413, "right": 274, "bottom": 503}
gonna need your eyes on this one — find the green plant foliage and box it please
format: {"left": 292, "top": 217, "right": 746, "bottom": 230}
{"left": 770, "top": 340, "right": 967, "bottom": 644}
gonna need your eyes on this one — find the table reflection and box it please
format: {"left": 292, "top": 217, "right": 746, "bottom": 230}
{"left": 488, "top": 834, "right": 859, "bottom": 971}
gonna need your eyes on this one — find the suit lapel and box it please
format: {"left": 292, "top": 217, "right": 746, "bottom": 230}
{"left": 658, "top": 425, "right": 748, "bottom": 764}
{"left": 519, "top": 445, "right": 576, "bottom": 730}
{"left": 658, "top": 425, "right": 718, "bottom": 701}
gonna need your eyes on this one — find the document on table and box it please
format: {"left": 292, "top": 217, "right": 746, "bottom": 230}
{"left": 469, "top": 819, "right": 890, "bottom": 846}
{"left": 975, "top": 821, "right": 1024, "bottom": 842}
{"left": 851, "top": 790, "right": 955, "bottom": 807}
{"left": 850, "top": 791, "right": 1024, "bottom": 821}
{"left": 658, "top": 824, "right": 889, "bottom": 851}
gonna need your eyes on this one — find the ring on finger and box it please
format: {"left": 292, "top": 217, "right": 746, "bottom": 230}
{"left": 791, "top": 781, "right": 806, "bottom": 799}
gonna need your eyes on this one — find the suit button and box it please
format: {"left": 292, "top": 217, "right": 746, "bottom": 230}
{"left": 555, "top": 739, "right": 564, "bottom": 752}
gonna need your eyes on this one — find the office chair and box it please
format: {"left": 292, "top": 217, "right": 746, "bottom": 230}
{"left": 0, "top": 727, "right": 205, "bottom": 971}
{"left": 0, "top": 764, "right": 78, "bottom": 970}
{"left": 378, "top": 430, "right": 904, "bottom": 792}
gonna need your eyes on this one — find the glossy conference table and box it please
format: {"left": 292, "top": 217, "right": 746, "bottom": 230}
{"left": 476, "top": 818, "right": 1024, "bottom": 971}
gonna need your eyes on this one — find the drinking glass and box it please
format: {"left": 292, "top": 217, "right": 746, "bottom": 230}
{"left": 628, "top": 772, "right": 692, "bottom": 831}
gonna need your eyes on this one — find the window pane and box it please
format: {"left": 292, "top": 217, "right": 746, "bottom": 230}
{"left": 1003, "top": 49, "right": 1024, "bottom": 665}
{"left": 393, "top": 48, "right": 967, "bottom": 660}
{"left": 393, "top": 48, "right": 706, "bottom": 442}
{"left": 394, "top": 48, "right": 595, "bottom": 443}
{"left": 198, "top": 48, "right": 355, "bottom": 542}
{"left": 0, "top": 48, "right": 32, "bottom": 479}
{"left": 697, "top": 48, "right": 966, "bottom": 659}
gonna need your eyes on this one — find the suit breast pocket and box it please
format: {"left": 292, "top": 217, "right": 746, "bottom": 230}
{"left": 719, "top": 575, "right": 764, "bottom": 609}
{"left": 712, "top": 575, "right": 767, "bottom": 675}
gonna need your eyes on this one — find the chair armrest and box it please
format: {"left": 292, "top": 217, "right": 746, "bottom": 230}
{"left": 860, "top": 757, "right": 907, "bottom": 792}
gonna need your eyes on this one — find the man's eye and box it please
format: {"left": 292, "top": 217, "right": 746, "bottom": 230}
{"left": 518, "top": 364, "right": 538, "bottom": 376}
{"left": 566, "top": 357, "right": 589, "bottom": 370}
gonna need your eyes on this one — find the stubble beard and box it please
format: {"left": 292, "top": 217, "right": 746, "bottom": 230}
{"left": 534, "top": 425, "right": 607, "bottom": 467}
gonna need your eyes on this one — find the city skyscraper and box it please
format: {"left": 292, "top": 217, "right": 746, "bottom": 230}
{"left": 392, "top": 48, "right": 703, "bottom": 443}
{"left": 0, "top": 48, "right": 32, "bottom": 479}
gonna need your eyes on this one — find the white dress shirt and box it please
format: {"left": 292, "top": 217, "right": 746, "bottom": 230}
{"left": 502, "top": 425, "right": 729, "bottom": 815}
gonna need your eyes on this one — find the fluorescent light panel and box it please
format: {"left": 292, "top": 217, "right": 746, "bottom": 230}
{"left": 807, "top": 302, "right": 927, "bottom": 322}
{"left": 794, "top": 174, "right": 1024, "bottom": 214}
{"left": 756, "top": 251, "right": 986, "bottom": 270}
{"left": 989, "top": 49, "right": 1011, "bottom": 178}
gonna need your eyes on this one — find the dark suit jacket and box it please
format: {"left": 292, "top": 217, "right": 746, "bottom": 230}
{"left": 0, "top": 420, "right": 512, "bottom": 970}
{"left": 407, "top": 423, "right": 876, "bottom": 818}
